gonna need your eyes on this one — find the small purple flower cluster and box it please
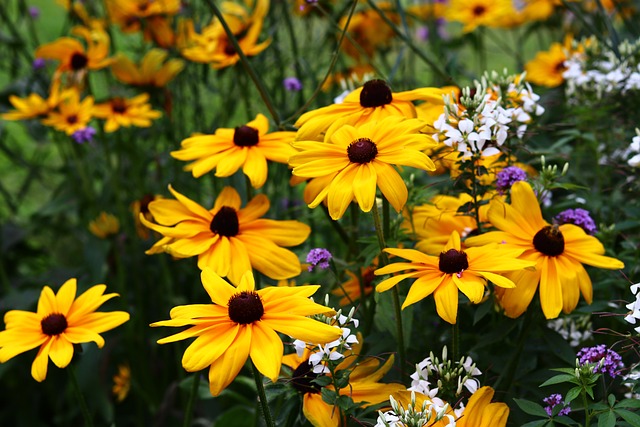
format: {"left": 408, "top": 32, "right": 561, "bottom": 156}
{"left": 543, "top": 393, "right": 571, "bottom": 417}
{"left": 495, "top": 166, "right": 527, "bottom": 193}
{"left": 71, "top": 127, "right": 97, "bottom": 144}
{"left": 577, "top": 345, "right": 624, "bottom": 378}
{"left": 283, "top": 77, "right": 302, "bottom": 92}
{"left": 306, "top": 248, "right": 332, "bottom": 272}
{"left": 555, "top": 208, "right": 597, "bottom": 235}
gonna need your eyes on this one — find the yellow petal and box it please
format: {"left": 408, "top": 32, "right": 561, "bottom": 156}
{"left": 207, "top": 326, "right": 252, "bottom": 396}
{"left": 48, "top": 336, "right": 74, "bottom": 368}
{"left": 433, "top": 278, "right": 459, "bottom": 324}
{"left": 249, "top": 322, "right": 283, "bottom": 382}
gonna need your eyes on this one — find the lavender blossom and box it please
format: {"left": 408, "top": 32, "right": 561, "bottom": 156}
{"left": 496, "top": 166, "right": 527, "bottom": 193}
{"left": 543, "top": 393, "right": 571, "bottom": 416}
{"left": 306, "top": 248, "right": 332, "bottom": 272}
{"left": 283, "top": 77, "right": 303, "bottom": 92}
{"left": 32, "top": 58, "right": 46, "bottom": 70}
{"left": 555, "top": 208, "right": 597, "bottom": 235}
{"left": 71, "top": 126, "right": 97, "bottom": 144}
{"left": 29, "top": 6, "right": 40, "bottom": 19}
{"left": 577, "top": 345, "right": 624, "bottom": 378}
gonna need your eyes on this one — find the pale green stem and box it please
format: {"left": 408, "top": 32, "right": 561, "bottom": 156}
{"left": 251, "top": 362, "right": 276, "bottom": 427}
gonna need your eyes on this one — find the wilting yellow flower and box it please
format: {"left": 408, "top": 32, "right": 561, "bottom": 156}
{"left": 445, "top": 0, "right": 515, "bottom": 33}
{"left": 112, "top": 363, "right": 131, "bottom": 402}
{"left": 0, "top": 278, "right": 129, "bottom": 382}
{"left": 375, "top": 231, "right": 535, "bottom": 324}
{"left": 141, "top": 185, "right": 311, "bottom": 284}
{"left": 525, "top": 39, "right": 573, "bottom": 88}
{"left": 283, "top": 335, "right": 404, "bottom": 427}
{"left": 290, "top": 116, "right": 437, "bottom": 220}
{"left": 295, "top": 79, "right": 447, "bottom": 141}
{"left": 465, "top": 181, "right": 625, "bottom": 319}
{"left": 111, "top": 49, "right": 184, "bottom": 87}
{"left": 152, "top": 269, "right": 342, "bottom": 396}
{"left": 171, "top": 113, "right": 296, "bottom": 188}
{"left": 41, "top": 89, "right": 94, "bottom": 135}
{"left": 92, "top": 94, "right": 162, "bottom": 133}
{"left": 89, "top": 212, "right": 120, "bottom": 239}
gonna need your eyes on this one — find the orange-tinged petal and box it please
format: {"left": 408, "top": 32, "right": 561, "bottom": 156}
{"left": 303, "top": 392, "right": 340, "bottom": 427}
{"left": 497, "top": 269, "right": 541, "bottom": 318}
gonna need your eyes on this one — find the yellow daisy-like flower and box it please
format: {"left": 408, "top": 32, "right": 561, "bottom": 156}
{"left": 290, "top": 116, "right": 437, "bottom": 220}
{"left": 171, "top": 113, "right": 296, "bottom": 188}
{"left": 140, "top": 185, "right": 311, "bottom": 285}
{"left": 110, "top": 49, "right": 185, "bottom": 87}
{"left": 151, "top": 269, "right": 342, "bottom": 396}
{"left": 294, "top": 79, "right": 448, "bottom": 141}
{"left": 465, "top": 181, "right": 625, "bottom": 319}
{"left": 524, "top": 41, "right": 570, "bottom": 88}
{"left": 0, "top": 278, "right": 129, "bottom": 382}
{"left": 106, "top": 0, "right": 180, "bottom": 47}
{"left": 112, "top": 363, "right": 131, "bottom": 402}
{"left": 35, "top": 26, "right": 112, "bottom": 75}
{"left": 444, "top": 0, "right": 515, "bottom": 33}
{"left": 89, "top": 211, "right": 120, "bottom": 239}
{"left": 41, "top": 89, "right": 94, "bottom": 135}
{"left": 2, "top": 80, "right": 65, "bottom": 121}
{"left": 92, "top": 93, "right": 162, "bottom": 133}
{"left": 375, "top": 231, "right": 535, "bottom": 324}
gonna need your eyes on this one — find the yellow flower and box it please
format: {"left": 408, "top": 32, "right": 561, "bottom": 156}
{"left": 89, "top": 212, "right": 120, "bottom": 239}
{"left": 106, "top": 0, "right": 180, "bottom": 47}
{"left": 171, "top": 113, "right": 296, "bottom": 188}
{"left": 294, "top": 79, "right": 447, "bottom": 141}
{"left": 35, "top": 26, "right": 112, "bottom": 75}
{"left": 444, "top": 0, "right": 516, "bottom": 33}
{"left": 524, "top": 41, "right": 571, "bottom": 88}
{"left": 41, "top": 89, "right": 94, "bottom": 135}
{"left": 92, "top": 94, "right": 162, "bottom": 133}
{"left": 0, "top": 278, "right": 129, "bottom": 382}
{"left": 290, "top": 116, "right": 437, "bottom": 220}
{"left": 112, "top": 363, "right": 131, "bottom": 402}
{"left": 339, "top": 3, "right": 400, "bottom": 62}
{"left": 111, "top": 49, "right": 185, "bottom": 87}
{"left": 2, "top": 93, "right": 51, "bottom": 121}
{"left": 151, "top": 269, "right": 342, "bottom": 396}
{"left": 375, "top": 231, "right": 535, "bottom": 324}
{"left": 140, "top": 185, "right": 311, "bottom": 284}
{"left": 465, "top": 181, "right": 625, "bottom": 319}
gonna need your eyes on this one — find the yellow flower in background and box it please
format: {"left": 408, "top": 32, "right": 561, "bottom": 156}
{"left": 140, "top": 185, "right": 310, "bottom": 284}
{"left": 111, "top": 49, "right": 185, "bottom": 87}
{"left": 375, "top": 231, "right": 535, "bottom": 324}
{"left": 92, "top": 94, "right": 162, "bottom": 133}
{"left": 465, "top": 181, "right": 625, "bottom": 319}
{"left": 2, "top": 93, "right": 52, "bottom": 121}
{"left": 524, "top": 37, "right": 576, "bottom": 88}
{"left": 151, "top": 269, "right": 341, "bottom": 396}
{"left": 0, "top": 278, "right": 129, "bottom": 382}
{"left": 89, "top": 212, "right": 120, "bottom": 239}
{"left": 332, "top": 262, "right": 377, "bottom": 306}
{"left": 445, "top": 0, "right": 515, "bottom": 33}
{"left": 290, "top": 116, "right": 437, "bottom": 220}
{"left": 41, "top": 89, "right": 94, "bottom": 135}
{"left": 294, "top": 79, "right": 447, "bottom": 141}
{"left": 171, "top": 113, "right": 296, "bottom": 188}
{"left": 112, "top": 363, "right": 131, "bottom": 402}
{"left": 131, "top": 194, "right": 163, "bottom": 240}
{"left": 106, "top": 0, "right": 180, "bottom": 47}
{"left": 339, "top": 3, "right": 400, "bottom": 62}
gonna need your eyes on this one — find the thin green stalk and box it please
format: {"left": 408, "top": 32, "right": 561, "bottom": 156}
{"left": 68, "top": 365, "right": 94, "bottom": 427}
{"left": 451, "top": 322, "right": 460, "bottom": 363}
{"left": 582, "top": 389, "right": 592, "bottom": 427}
{"left": 183, "top": 373, "right": 201, "bottom": 427}
{"left": 251, "top": 362, "right": 276, "bottom": 427}
{"left": 204, "top": 0, "right": 281, "bottom": 125}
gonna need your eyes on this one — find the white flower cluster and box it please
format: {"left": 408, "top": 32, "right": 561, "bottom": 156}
{"left": 408, "top": 346, "right": 481, "bottom": 418}
{"left": 293, "top": 305, "right": 359, "bottom": 374}
{"left": 547, "top": 315, "right": 593, "bottom": 347}
{"left": 433, "top": 71, "right": 544, "bottom": 158}
{"left": 627, "top": 133, "right": 640, "bottom": 168}
{"left": 563, "top": 37, "right": 640, "bottom": 103}
{"left": 624, "top": 283, "right": 640, "bottom": 333}
{"left": 375, "top": 392, "right": 455, "bottom": 427}
{"left": 622, "top": 364, "right": 640, "bottom": 400}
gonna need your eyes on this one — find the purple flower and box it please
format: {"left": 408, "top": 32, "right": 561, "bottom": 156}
{"left": 29, "top": 6, "right": 40, "bottom": 19}
{"left": 555, "top": 208, "right": 597, "bottom": 235}
{"left": 283, "top": 77, "right": 302, "bottom": 92}
{"left": 577, "top": 345, "right": 624, "bottom": 378}
{"left": 416, "top": 26, "right": 429, "bottom": 41}
{"left": 306, "top": 248, "right": 332, "bottom": 272}
{"left": 71, "top": 126, "right": 97, "bottom": 144}
{"left": 32, "top": 58, "right": 46, "bottom": 70}
{"left": 543, "top": 393, "right": 571, "bottom": 417}
{"left": 496, "top": 166, "right": 527, "bottom": 193}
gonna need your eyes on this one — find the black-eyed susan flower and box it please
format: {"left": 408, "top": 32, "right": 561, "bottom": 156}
{"left": 294, "top": 79, "right": 447, "bottom": 141}
{"left": 41, "top": 89, "right": 94, "bottom": 135}
{"left": 290, "top": 116, "right": 437, "bottom": 220}
{"left": 89, "top": 211, "right": 120, "bottom": 239}
{"left": 171, "top": 113, "right": 296, "bottom": 188}
{"left": 444, "top": 0, "right": 515, "bottom": 33}
{"left": 465, "top": 181, "right": 625, "bottom": 319}
{"left": 0, "top": 278, "right": 129, "bottom": 382}
{"left": 111, "top": 49, "right": 185, "bottom": 87}
{"left": 524, "top": 38, "right": 575, "bottom": 88}
{"left": 151, "top": 269, "right": 342, "bottom": 396}
{"left": 106, "top": 0, "right": 180, "bottom": 47}
{"left": 140, "top": 185, "right": 311, "bottom": 285}
{"left": 1, "top": 80, "right": 64, "bottom": 121}
{"left": 92, "top": 94, "right": 162, "bottom": 133}
{"left": 375, "top": 231, "right": 535, "bottom": 324}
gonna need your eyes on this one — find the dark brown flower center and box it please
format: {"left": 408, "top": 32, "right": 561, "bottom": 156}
{"left": 210, "top": 206, "right": 239, "bottom": 237}
{"left": 472, "top": 5, "right": 486, "bottom": 16}
{"left": 112, "top": 99, "right": 128, "bottom": 114}
{"left": 438, "top": 249, "right": 469, "bottom": 274}
{"left": 347, "top": 138, "right": 378, "bottom": 163}
{"left": 67, "top": 115, "right": 78, "bottom": 124}
{"left": 139, "top": 194, "right": 154, "bottom": 214}
{"left": 359, "top": 79, "right": 393, "bottom": 108}
{"left": 554, "top": 61, "right": 566, "bottom": 73}
{"left": 233, "top": 125, "right": 259, "bottom": 147}
{"left": 291, "top": 360, "right": 322, "bottom": 394}
{"left": 228, "top": 291, "right": 264, "bottom": 324}
{"left": 224, "top": 41, "right": 236, "bottom": 56}
{"left": 41, "top": 313, "right": 68, "bottom": 336}
{"left": 533, "top": 225, "right": 565, "bottom": 256}
{"left": 70, "top": 52, "right": 88, "bottom": 71}
{"left": 362, "top": 268, "right": 376, "bottom": 288}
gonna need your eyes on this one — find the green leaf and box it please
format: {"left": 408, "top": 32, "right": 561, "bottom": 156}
{"left": 616, "top": 409, "right": 640, "bottom": 426}
{"left": 565, "top": 386, "right": 581, "bottom": 404}
{"left": 213, "top": 406, "right": 255, "bottom": 427}
{"left": 513, "top": 398, "right": 550, "bottom": 417}
{"left": 597, "top": 411, "right": 617, "bottom": 427}
{"left": 312, "top": 375, "right": 333, "bottom": 387}
{"left": 616, "top": 399, "right": 640, "bottom": 409}
{"left": 607, "top": 394, "right": 616, "bottom": 407}
{"left": 540, "top": 374, "right": 577, "bottom": 387}
{"left": 554, "top": 415, "right": 580, "bottom": 426}
{"left": 521, "top": 421, "right": 550, "bottom": 427}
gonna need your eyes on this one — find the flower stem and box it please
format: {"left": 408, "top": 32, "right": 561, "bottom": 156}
{"left": 68, "top": 365, "right": 94, "bottom": 427}
{"left": 183, "top": 373, "right": 201, "bottom": 427}
{"left": 371, "top": 202, "right": 406, "bottom": 378}
{"left": 251, "top": 362, "right": 275, "bottom": 427}
{"left": 582, "top": 388, "right": 592, "bottom": 427}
